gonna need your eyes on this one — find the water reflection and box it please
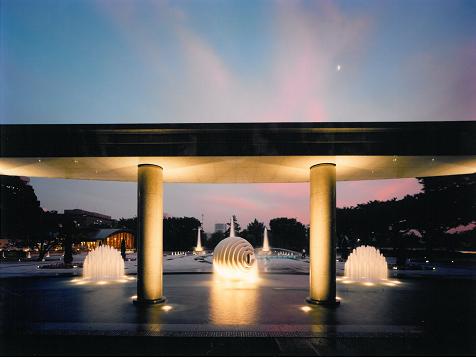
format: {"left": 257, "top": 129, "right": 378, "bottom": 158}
{"left": 209, "top": 275, "right": 260, "bottom": 325}
{"left": 307, "top": 305, "right": 338, "bottom": 330}
{"left": 261, "top": 257, "right": 270, "bottom": 273}
{"left": 78, "top": 281, "right": 130, "bottom": 323}
{"left": 134, "top": 305, "right": 164, "bottom": 327}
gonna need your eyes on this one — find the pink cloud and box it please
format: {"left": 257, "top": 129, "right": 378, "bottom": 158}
{"left": 95, "top": 1, "right": 473, "bottom": 124}
{"left": 206, "top": 194, "right": 261, "bottom": 212}
{"left": 264, "top": 205, "right": 309, "bottom": 224}
{"left": 175, "top": 26, "right": 233, "bottom": 91}
{"left": 374, "top": 179, "right": 422, "bottom": 201}
{"left": 337, "top": 179, "right": 422, "bottom": 207}
{"left": 446, "top": 222, "right": 476, "bottom": 234}
{"left": 254, "top": 183, "right": 309, "bottom": 200}
{"left": 98, "top": 0, "right": 371, "bottom": 123}
{"left": 165, "top": 179, "right": 423, "bottom": 231}
{"left": 258, "top": 1, "right": 370, "bottom": 122}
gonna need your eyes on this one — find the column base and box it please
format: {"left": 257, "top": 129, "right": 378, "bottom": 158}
{"left": 133, "top": 296, "right": 167, "bottom": 305}
{"left": 306, "top": 297, "right": 340, "bottom": 307}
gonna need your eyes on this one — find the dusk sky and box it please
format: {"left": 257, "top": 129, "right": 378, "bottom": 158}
{"left": 1, "top": 0, "right": 475, "bottom": 232}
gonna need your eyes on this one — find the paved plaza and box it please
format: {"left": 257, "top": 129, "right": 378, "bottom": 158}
{"left": 1, "top": 255, "right": 475, "bottom": 355}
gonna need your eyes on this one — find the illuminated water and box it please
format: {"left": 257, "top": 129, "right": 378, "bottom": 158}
{"left": 83, "top": 245, "right": 125, "bottom": 281}
{"left": 344, "top": 245, "right": 388, "bottom": 281}
{"left": 262, "top": 227, "right": 270, "bottom": 252}
{"left": 210, "top": 276, "right": 259, "bottom": 325}
{"left": 195, "top": 228, "right": 203, "bottom": 252}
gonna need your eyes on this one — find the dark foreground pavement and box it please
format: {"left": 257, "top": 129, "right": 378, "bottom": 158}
{"left": 1, "top": 273, "right": 475, "bottom": 356}
{"left": 2, "top": 335, "right": 474, "bottom": 356}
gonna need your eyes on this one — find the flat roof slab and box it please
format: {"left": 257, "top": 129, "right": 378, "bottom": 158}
{"left": 1, "top": 122, "right": 475, "bottom": 182}
{"left": 0, "top": 155, "right": 475, "bottom": 182}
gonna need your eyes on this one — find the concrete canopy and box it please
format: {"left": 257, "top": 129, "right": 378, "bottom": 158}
{"left": 0, "top": 122, "right": 475, "bottom": 183}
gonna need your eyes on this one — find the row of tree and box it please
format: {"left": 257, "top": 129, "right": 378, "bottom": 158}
{"left": 205, "top": 216, "right": 307, "bottom": 251}
{"left": 337, "top": 174, "right": 476, "bottom": 260}
{"left": 164, "top": 174, "right": 476, "bottom": 254}
{"left": 2, "top": 172, "right": 475, "bottom": 258}
{"left": 0, "top": 176, "right": 79, "bottom": 261}
{"left": 117, "top": 215, "right": 307, "bottom": 252}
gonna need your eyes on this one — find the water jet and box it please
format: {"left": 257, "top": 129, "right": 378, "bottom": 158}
{"left": 344, "top": 245, "right": 387, "bottom": 281}
{"left": 83, "top": 245, "right": 125, "bottom": 281}
{"left": 262, "top": 227, "right": 270, "bottom": 253}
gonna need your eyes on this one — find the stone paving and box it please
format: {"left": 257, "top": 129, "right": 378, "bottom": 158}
{"left": 1, "top": 254, "right": 475, "bottom": 355}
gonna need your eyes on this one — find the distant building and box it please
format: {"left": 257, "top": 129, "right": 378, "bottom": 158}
{"left": 77, "top": 228, "right": 135, "bottom": 251}
{"left": 64, "top": 209, "right": 114, "bottom": 228}
{"left": 0, "top": 239, "right": 9, "bottom": 249}
{"left": 215, "top": 223, "right": 226, "bottom": 233}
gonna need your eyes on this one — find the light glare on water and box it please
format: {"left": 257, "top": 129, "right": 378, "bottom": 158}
{"left": 209, "top": 274, "right": 259, "bottom": 325}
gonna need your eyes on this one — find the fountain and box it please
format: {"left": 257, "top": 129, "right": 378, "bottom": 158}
{"left": 229, "top": 215, "right": 236, "bottom": 237}
{"left": 213, "top": 216, "right": 258, "bottom": 281}
{"left": 262, "top": 227, "right": 270, "bottom": 253}
{"left": 83, "top": 245, "right": 125, "bottom": 281}
{"left": 195, "top": 227, "right": 203, "bottom": 253}
{"left": 344, "top": 245, "right": 388, "bottom": 281}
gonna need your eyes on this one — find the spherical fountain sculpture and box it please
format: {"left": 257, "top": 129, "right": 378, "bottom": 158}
{"left": 83, "top": 245, "right": 125, "bottom": 281}
{"left": 213, "top": 217, "right": 258, "bottom": 281}
{"left": 344, "top": 245, "right": 388, "bottom": 281}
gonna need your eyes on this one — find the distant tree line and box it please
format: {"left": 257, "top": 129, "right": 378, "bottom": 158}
{"left": 0, "top": 176, "right": 91, "bottom": 261}
{"left": 2, "top": 173, "right": 475, "bottom": 259}
{"left": 117, "top": 216, "right": 202, "bottom": 251}
{"left": 204, "top": 174, "right": 476, "bottom": 255}
{"left": 205, "top": 215, "right": 307, "bottom": 252}
{"left": 337, "top": 174, "right": 476, "bottom": 263}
